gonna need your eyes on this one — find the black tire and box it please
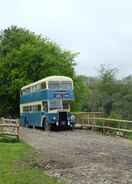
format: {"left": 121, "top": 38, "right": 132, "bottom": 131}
{"left": 42, "top": 121, "right": 45, "bottom": 130}
{"left": 42, "top": 118, "right": 50, "bottom": 131}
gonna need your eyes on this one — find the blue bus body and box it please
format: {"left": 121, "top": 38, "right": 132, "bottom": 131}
{"left": 20, "top": 76, "right": 75, "bottom": 130}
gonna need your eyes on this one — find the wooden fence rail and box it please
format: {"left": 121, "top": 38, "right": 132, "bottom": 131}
{"left": 74, "top": 113, "right": 132, "bottom": 137}
{"left": 0, "top": 118, "right": 20, "bottom": 139}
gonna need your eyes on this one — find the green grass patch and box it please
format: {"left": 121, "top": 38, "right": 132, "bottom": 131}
{"left": 0, "top": 135, "right": 63, "bottom": 184}
{"left": 127, "top": 132, "right": 132, "bottom": 140}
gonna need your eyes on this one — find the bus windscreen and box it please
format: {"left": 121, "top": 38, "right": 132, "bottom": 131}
{"left": 49, "top": 99, "right": 63, "bottom": 110}
{"left": 48, "top": 81, "right": 72, "bottom": 90}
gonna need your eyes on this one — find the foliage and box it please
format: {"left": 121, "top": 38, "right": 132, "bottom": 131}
{"left": 0, "top": 26, "right": 76, "bottom": 117}
{"left": 71, "top": 75, "right": 90, "bottom": 111}
{"left": 77, "top": 65, "right": 132, "bottom": 120}
{"left": 1, "top": 26, "right": 132, "bottom": 120}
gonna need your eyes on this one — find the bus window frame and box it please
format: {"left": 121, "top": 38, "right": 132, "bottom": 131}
{"left": 47, "top": 81, "right": 73, "bottom": 90}
{"left": 21, "top": 81, "right": 48, "bottom": 96}
{"left": 42, "top": 101, "right": 48, "bottom": 112}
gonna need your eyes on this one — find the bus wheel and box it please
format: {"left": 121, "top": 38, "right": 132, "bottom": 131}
{"left": 42, "top": 122, "right": 45, "bottom": 130}
{"left": 42, "top": 118, "right": 50, "bottom": 131}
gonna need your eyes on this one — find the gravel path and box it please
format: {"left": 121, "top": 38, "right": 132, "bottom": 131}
{"left": 21, "top": 128, "right": 132, "bottom": 184}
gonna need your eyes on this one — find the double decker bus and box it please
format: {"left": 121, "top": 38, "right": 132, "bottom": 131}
{"left": 20, "top": 76, "right": 75, "bottom": 130}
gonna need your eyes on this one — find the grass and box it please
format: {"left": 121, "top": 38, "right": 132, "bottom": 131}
{"left": 127, "top": 133, "right": 132, "bottom": 140}
{"left": 0, "top": 135, "right": 63, "bottom": 184}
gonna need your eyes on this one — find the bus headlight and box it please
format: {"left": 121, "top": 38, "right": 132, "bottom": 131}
{"left": 71, "top": 115, "right": 75, "bottom": 122}
{"left": 53, "top": 116, "right": 56, "bottom": 121}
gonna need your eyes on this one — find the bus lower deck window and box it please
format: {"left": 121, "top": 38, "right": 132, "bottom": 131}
{"left": 42, "top": 102, "right": 48, "bottom": 111}
{"left": 23, "top": 104, "right": 41, "bottom": 112}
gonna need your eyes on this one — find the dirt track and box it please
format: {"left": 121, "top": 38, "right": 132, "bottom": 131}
{"left": 21, "top": 128, "right": 132, "bottom": 184}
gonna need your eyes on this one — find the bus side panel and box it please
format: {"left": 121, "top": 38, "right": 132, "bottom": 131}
{"left": 20, "top": 90, "right": 48, "bottom": 104}
{"left": 20, "top": 113, "right": 30, "bottom": 127}
{"left": 20, "top": 112, "right": 42, "bottom": 127}
{"left": 29, "top": 112, "right": 42, "bottom": 127}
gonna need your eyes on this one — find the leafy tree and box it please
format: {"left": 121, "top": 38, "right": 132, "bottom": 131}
{"left": 79, "top": 65, "right": 132, "bottom": 120}
{"left": 0, "top": 26, "right": 77, "bottom": 117}
{"left": 112, "top": 76, "right": 132, "bottom": 119}
{"left": 97, "top": 65, "right": 118, "bottom": 115}
{"left": 1, "top": 26, "right": 132, "bottom": 121}
{"left": 71, "top": 75, "right": 90, "bottom": 112}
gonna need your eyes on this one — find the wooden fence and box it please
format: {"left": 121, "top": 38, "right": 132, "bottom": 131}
{"left": 0, "top": 118, "right": 20, "bottom": 139}
{"left": 74, "top": 112, "right": 132, "bottom": 137}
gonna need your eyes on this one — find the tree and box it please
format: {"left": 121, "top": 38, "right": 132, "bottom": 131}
{"left": 112, "top": 76, "right": 132, "bottom": 119}
{"left": 97, "top": 65, "right": 118, "bottom": 115}
{"left": 0, "top": 26, "right": 77, "bottom": 117}
{"left": 71, "top": 75, "right": 90, "bottom": 112}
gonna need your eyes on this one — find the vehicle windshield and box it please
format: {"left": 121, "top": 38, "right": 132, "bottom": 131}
{"left": 49, "top": 99, "right": 63, "bottom": 110}
{"left": 48, "top": 81, "right": 72, "bottom": 90}
{"left": 49, "top": 99, "right": 70, "bottom": 111}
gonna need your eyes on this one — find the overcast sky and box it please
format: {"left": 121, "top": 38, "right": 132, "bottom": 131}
{"left": 1, "top": 0, "right": 132, "bottom": 78}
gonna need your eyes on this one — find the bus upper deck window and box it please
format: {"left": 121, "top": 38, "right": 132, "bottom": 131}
{"left": 23, "top": 87, "right": 31, "bottom": 95}
{"left": 37, "top": 84, "right": 41, "bottom": 90}
{"left": 32, "top": 86, "right": 36, "bottom": 92}
{"left": 48, "top": 81, "right": 72, "bottom": 90}
{"left": 41, "top": 82, "right": 46, "bottom": 89}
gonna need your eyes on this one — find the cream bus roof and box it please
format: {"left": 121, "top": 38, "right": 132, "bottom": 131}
{"left": 21, "top": 76, "right": 73, "bottom": 90}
